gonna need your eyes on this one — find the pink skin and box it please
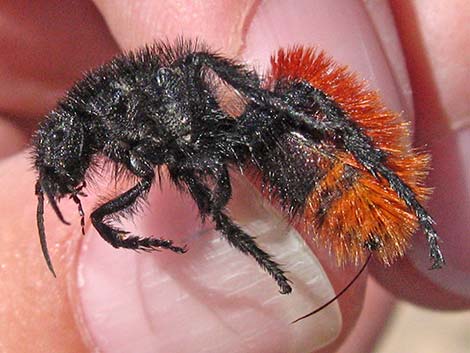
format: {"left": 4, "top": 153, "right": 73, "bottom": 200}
{"left": 0, "top": 0, "right": 468, "bottom": 352}
{"left": 369, "top": 0, "right": 470, "bottom": 307}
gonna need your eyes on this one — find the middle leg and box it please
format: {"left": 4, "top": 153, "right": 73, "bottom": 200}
{"left": 184, "top": 167, "right": 293, "bottom": 294}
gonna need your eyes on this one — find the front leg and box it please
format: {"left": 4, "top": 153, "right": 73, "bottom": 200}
{"left": 91, "top": 153, "right": 186, "bottom": 254}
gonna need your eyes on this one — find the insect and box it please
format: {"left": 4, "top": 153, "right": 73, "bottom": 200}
{"left": 33, "top": 39, "right": 444, "bottom": 295}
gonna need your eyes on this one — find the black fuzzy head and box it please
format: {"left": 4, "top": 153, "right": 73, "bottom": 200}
{"left": 34, "top": 109, "right": 89, "bottom": 198}
{"left": 33, "top": 107, "right": 91, "bottom": 275}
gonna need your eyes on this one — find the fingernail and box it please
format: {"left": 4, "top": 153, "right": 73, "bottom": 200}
{"left": 77, "top": 176, "right": 340, "bottom": 353}
{"left": 408, "top": 126, "right": 470, "bottom": 299}
{"left": 243, "top": 0, "right": 410, "bottom": 118}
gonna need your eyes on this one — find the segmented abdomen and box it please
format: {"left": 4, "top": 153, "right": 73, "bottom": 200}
{"left": 261, "top": 47, "right": 432, "bottom": 265}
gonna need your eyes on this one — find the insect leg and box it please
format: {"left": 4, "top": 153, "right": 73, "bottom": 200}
{"left": 182, "top": 52, "right": 262, "bottom": 96}
{"left": 212, "top": 210, "right": 292, "bottom": 294}
{"left": 187, "top": 167, "right": 292, "bottom": 294}
{"left": 211, "top": 167, "right": 232, "bottom": 211}
{"left": 91, "top": 173, "right": 186, "bottom": 254}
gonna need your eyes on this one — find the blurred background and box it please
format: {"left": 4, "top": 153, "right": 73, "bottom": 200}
{"left": 376, "top": 301, "right": 470, "bottom": 353}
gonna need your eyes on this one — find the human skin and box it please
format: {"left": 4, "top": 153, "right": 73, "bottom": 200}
{"left": 0, "top": 0, "right": 468, "bottom": 352}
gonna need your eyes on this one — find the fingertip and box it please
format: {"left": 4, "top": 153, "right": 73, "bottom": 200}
{"left": 92, "top": 0, "right": 256, "bottom": 54}
{"left": 369, "top": 255, "right": 470, "bottom": 310}
{"left": 382, "top": 0, "right": 470, "bottom": 306}
{"left": 0, "top": 153, "right": 88, "bottom": 352}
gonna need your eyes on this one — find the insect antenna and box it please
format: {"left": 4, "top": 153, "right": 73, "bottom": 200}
{"left": 291, "top": 253, "right": 371, "bottom": 324}
{"left": 36, "top": 182, "right": 57, "bottom": 277}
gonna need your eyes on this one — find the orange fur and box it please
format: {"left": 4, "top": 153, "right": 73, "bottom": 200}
{"left": 268, "top": 47, "right": 432, "bottom": 265}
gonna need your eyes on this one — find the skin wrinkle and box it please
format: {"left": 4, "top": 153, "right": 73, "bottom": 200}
{"left": 234, "top": 0, "right": 262, "bottom": 56}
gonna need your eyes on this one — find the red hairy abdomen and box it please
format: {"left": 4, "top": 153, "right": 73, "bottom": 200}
{"left": 268, "top": 47, "right": 431, "bottom": 265}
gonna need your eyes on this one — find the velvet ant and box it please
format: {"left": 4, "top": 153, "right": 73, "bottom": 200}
{"left": 33, "top": 39, "right": 444, "bottom": 299}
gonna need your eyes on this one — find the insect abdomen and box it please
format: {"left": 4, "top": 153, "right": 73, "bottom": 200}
{"left": 261, "top": 47, "right": 433, "bottom": 265}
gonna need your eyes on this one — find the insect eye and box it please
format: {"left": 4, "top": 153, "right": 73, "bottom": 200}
{"left": 51, "top": 129, "right": 65, "bottom": 142}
